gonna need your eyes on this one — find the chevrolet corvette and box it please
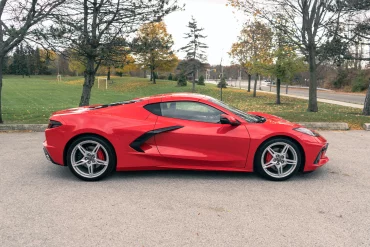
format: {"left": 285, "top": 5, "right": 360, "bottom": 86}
{"left": 43, "top": 93, "right": 329, "bottom": 181}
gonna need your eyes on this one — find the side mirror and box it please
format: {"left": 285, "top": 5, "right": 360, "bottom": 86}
{"left": 220, "top": 114, "right": 240, "bottom": 126}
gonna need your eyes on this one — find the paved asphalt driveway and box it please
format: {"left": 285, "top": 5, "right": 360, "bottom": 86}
{"left": 1, "top": 131, "right": 370, "bottom": 247}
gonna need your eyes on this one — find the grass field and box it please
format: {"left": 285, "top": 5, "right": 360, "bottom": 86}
{"left": 2, "top": 75, "right": 369, "bottom": 129}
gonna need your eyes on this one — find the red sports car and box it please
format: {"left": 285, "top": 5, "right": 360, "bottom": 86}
{"left": 43, "top": 93, "right": 329, "bottom": 181}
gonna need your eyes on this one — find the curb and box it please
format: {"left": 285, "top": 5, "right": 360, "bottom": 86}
{"left": 0, "top": 124, "right": 47, "bottom": 132}
{"left": 298, "top": 122, "right": 349, "bottom": 130}
{"left": 363, "top": 123, "right": 370, "bottom": 131}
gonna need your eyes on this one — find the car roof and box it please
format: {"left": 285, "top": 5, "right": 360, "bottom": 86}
{"left": 137, "top": 93, "right": 208, "bottom": 103}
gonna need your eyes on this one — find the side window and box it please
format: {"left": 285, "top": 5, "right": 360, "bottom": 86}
{"left": 144, "top": 103, "right": 161, "bottom": 116}
{"left": 160, "top": 101, "right": 223, "bottom": 123}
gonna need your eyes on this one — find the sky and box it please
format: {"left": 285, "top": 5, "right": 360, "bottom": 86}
{"left": 163, "top": 0, "right": 246, "bottom": 66}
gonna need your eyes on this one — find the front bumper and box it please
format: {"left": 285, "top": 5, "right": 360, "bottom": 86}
{"left": 304, "top": 143, "right": 329, "bottom": 171}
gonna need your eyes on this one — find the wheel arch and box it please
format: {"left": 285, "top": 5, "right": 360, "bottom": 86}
{"left": 63, "top": 133, "right": 117, "bottom": 167}
{"left": 253, "top": 135, "right": 306, "bottom": 172}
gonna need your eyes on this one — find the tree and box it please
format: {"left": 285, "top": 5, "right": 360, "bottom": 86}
{"left": 229, "top": 0, "right": 350, "bottom": 112}
{"left": 115, "top": 55, "right": 137, "bottom": 77}
{"left": 218, "top": 76, "right": 227, "bottom": 88}
{"left": 48, "top": 0, "right": 180, "bottom": 106}
{"left": 10, "top": 45, "right": 27, "bottom": 76}
{"left": 133, "top": 22, "right": 178, "bottom": 84}
{"left": 0, "top": 0, "right": 66, "bottom": 123}
{"left": 363, "top": 79, "right": 370, "bottom": 116}
{"left": 198, "top": 75, "right": 205, "bottom": 85}
{"left": 177, "top": 72, "right": 187, "bottom": 86}
{"left": 230, "top": 38, "right": 253, "bottom": 92}
{"left": 272, "top": 16, "right": 307, "bottom": 104}
{"left": 230, "top": 20, "right": 273, "bottom": 97}
{"left": 180, "top": 16, "right": 208, "bottom": 92}
{"left": 338, "top": 0, "right": 370, "bottom": 115}
{"left": 176, "top": 59, "right": 208, "bottom": 80}
{"left": 69, "top": 57, "right": 86, "bottom": 77}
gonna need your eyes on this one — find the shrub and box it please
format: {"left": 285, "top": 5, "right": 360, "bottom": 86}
{"left": 198, "top": 75, "right": 205, "bottom": 85}
{"left": 217, "top": 76, "right": 227, "bottom": 88}
{"left": 173, "top": 74, "right": 179, "bottom": 81}
{"left": 352, "top": 72, "right": 367, "bottom": 92}
{"left": 333, "top": 69, "right": 348, "bottom": 88}
{"left": 168, "top": 73, "right": 173, "bottom": 80}
{"left": 177, "top": 73, "right": 187, "bottom": 86}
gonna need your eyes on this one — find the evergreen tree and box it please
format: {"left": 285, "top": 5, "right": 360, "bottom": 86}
{"left": 177, "top": 72, "right": 187, "bottom": 86}
{"left": 34, "top": 48, "right": 42, "bottom": 75}
{"left": 180, "top": 16, "right": 208, "bottom": 92}
{"left": 198, "top": 75, "right": 205, "bottom": 85}
{"left": 217, "top": 76, "right": 227, "bottom": 88}
{"left": 11, "top": 45, "right": 27, "bottom": 76}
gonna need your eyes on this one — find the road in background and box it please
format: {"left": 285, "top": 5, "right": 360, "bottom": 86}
{"left": 1, "top": 131, "right": 370, "bottom": 246}
{"left": 208, "top": 80, "right": 365, "bottom": 105}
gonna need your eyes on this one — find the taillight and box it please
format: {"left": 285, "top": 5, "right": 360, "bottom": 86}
{"left": 48, "top": 120, "right": 62, "bottom": 129}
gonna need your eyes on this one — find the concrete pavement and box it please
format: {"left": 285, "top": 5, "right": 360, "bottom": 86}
{"left": 1, "top": 131, "right": 370, "bottom": 246}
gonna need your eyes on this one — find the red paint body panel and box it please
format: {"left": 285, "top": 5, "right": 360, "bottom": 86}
{"left": 44, "top": 93, "right": 329, "bottom": 174}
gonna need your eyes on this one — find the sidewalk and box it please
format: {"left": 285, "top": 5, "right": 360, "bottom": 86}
{"left": 257, "top": 90, "right": 363, "bottom": 109}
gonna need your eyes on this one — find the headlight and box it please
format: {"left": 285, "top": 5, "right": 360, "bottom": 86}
{"left": 293, "top": 127, "right": 319, "bottom": 137}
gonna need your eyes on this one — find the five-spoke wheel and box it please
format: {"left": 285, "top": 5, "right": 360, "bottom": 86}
{"left": 67, "top": 136, "right": 116, "bottom": 181}
{"left": 255, "top": 138, "right": 302, "bottom": 181}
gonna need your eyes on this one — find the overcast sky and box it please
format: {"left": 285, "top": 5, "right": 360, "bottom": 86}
{"left": 163, "top": 0, "right": 246, "bottom": 66}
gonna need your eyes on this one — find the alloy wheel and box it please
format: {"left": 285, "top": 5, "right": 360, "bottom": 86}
{"left": 70, "top": 140, "right": 110, "bottom": 179}
{"left": 260, "top": 142, "right": 298, "bottom": 179}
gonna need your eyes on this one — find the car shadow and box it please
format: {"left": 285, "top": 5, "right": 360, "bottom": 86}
{"left": 110, "top": 169, "right": 260, "bottom": 181}
{"left": 45, "top": 163, "right": 328, "bottom": 182}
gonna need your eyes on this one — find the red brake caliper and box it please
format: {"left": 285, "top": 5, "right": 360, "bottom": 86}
{"left": 265, "top": 152, "right": 273, "bottom": 163}
{"left": 97, "top": 148, "right": 105, "bottom": 161}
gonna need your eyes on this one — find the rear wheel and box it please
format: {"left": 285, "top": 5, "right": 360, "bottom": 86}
{"left": 66, "top": 136, "right": 116, "bottom": 181}
{"left": 255, "top": 138, "right": 302, "bottom": 181}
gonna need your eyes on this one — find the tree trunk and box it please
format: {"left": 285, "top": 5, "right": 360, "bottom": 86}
{"left": 153, "top": 70, "right": 156, "bottom": 84}
{"left": 363, "top": 80, "right": 370, "bottom": 116}
{"left": 253, "top": 74, "right": 258, "bottom": 97}
{"left": 276, "top": 78, "right": 281, "bottom": 104}
{"left": 0, "top": 57, "right": 3, "bottom": 123}
{"left": 107, "top": 66, "right": 111, "bottom": 80}
{"left": 192, "top": 71, "right": 195, "bottom": 93}
{"left": 308, "top": 49, "right": 318, "bottom": 112}
{"left": 150, "top": 68, "right": 153, "bottom": 81}
{"left": 247, "top": 74, "right": 251, "bottom": 92}
{"left": 79, "top": 58, "right": 95, "bottom": 106}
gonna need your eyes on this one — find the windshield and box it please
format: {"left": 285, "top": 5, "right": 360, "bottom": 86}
{"left": 207, "top": 97, "right": 261, "bottom": 123}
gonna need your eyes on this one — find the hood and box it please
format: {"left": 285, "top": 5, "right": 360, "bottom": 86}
{"left": 248, "top": 112, "right": 301, "bottom": 127}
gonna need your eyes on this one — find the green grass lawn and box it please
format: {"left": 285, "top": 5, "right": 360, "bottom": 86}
{"left": 2, "top": 75, "right": 369, "bottom": 129}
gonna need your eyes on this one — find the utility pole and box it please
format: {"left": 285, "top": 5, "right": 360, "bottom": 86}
{"left": 220, "top": 57, "right": 223, "bottom": 101}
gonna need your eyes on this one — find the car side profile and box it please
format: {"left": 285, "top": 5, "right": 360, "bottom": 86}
{"left": 43, "top": 93, "right": 329, "bottom": 181}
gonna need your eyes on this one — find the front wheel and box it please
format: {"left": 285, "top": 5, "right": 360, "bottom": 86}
{"left": 66, "top": 136, "right": 116, "bottom": 181}
{"left": 255, "top": 138, "right": 302, "bottom": 181}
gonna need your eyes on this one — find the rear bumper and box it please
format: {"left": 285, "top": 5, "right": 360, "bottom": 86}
{"left": 43, "top": 141, "right": 63, "bottom": 166}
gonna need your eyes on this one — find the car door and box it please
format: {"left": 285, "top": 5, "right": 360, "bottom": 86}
{"left": 152, "top": 101, "right": 251, "bottom": 169}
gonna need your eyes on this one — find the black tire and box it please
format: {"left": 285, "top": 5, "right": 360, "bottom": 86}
{"left": 254, "top": 138, "right": 302, "bottom": 181}
{"left": 66, "top": 135, "right": 116, "bottom": 181}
